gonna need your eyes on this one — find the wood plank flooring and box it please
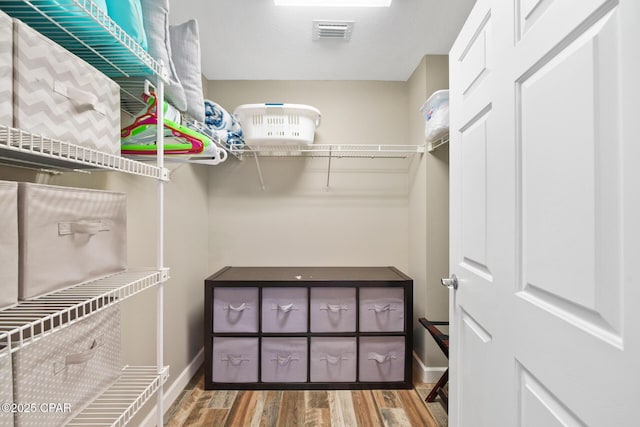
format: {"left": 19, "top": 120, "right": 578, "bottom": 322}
{"left": 164, "top": 368, "right": 447, "bottom": 426}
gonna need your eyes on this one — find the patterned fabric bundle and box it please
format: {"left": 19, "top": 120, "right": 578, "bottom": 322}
{"left": 201, "top": 100, "right": 245, "bottom": 149}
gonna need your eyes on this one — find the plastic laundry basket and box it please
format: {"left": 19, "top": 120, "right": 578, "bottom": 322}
{"left": 234, "top": 103, "right": 321, "bottom": 146}
{"left": 419, "top": 89, "right": 449, "bottom": 143}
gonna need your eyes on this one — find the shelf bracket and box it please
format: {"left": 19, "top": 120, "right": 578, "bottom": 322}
{"left": 254, "top": 153, "right": 265, "bottom": 191}
{"left": 159, "top": 267, "right": 170, "bottom": 282}
{"left": 326, "top": 146, "right": 333, "bottom": 189}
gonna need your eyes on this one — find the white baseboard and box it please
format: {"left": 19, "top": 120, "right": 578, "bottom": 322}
{"left": 413, "top": 351, "right": 447, "bottom": 383}
{"left": 140, "top": 348, "right": 204, "bottom": 427}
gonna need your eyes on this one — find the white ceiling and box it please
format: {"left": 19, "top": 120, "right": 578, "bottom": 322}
{"left": 168, "top": 0, "right": 475, "bottom": 81}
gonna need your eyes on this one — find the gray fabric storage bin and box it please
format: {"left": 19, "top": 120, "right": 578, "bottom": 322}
{"left": 261, "top": 337, "right": 307, "bottom": 383}
{"left": 310, "top": 337, "right": 356, "bottom": 383}
{"left": 211, "top": 337, "right": 258, "bottom": 383}
{"left": 13, "top": 19, "right": 120, "bottom": 155}
{"left": 12, "top": 306, "right": 121, "bottom": 426}
{"left": 359, "top": 287, "right": 405, "bottom": 332}
{"left": 0, "top": 343, "right": 13, "bottom": 427}
{"left": 18, "top": 183, "right": 127, "bottom": 299}
{"left": 212, "top": 288, "right": 259, "bottom": 333}
{"left": 0, "top": 10, "right": 12, "bottom": 127}
{"left": 358, "top": 336, "right": 405, "bottom": 382}
{"left": 0, "top": 181, "right": 18, "bottom": 310}
{"left": 310, "top": 287, "right": 356, "bottom": 333}
{"left": 261, "top": 287, "right": 308, "bottom": 333}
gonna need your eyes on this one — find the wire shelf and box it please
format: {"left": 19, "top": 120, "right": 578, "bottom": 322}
{"left": 0, "top": 332, "right": 9, "bottom": 358}
{"left": 0, "top": 0, "right": 165, "bottom": 80}
{"left": 67, "top": 365, "right": 169, "bottom": 427}
{"left": 427, "top": 134, "right": 450, "bottom": 152}
{"left": 236, "top": 144, "right": 426, "bottom": 158}
{"left": 0, "top": 125, "right": 168, "bottom": 179}
{"left": 118, "top": 78, "right": 149, "bottom": 117}
{"left": 0, "top": 268, "right": 167, "bottom": 353}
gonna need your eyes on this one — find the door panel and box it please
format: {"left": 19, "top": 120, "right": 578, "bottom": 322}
{"left": 458, "top": 310, "right": 492, "bottom": 427}
{"left": 461, "top": 111, "right": 491, "bottom": 278}
{"left": 518, "top": 363, "right": 587, "bottom": 427}
{"left": 517, "top": 0, "right": 554, "bottom": 40}
{"left": 459, "top": 11, "right": 491, "bottom": 96}
{"left": 518, "top": 9, "right": 622, "bottom": 339}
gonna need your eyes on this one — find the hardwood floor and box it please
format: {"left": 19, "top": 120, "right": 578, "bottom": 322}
{"left": 164, "top": 368, "right": 448, "bottom": 426}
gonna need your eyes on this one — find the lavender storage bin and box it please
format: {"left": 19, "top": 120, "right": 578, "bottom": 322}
{"left": 359, "top": 287, "right": 405, "bottom": 332}
{"left": 261, "top": 287, "right": 308, "bottom": 333}
{"left": 310, "top": 287, "right": 356, "bottom": 333}
{"left": 358, "top": 336, "right": 405, "bottom": 382}
{"left": 213, "top": 287, "right": 259, "bottom": 333}
{"left": 310, "top": 337, "right": 357, "bottom": 383}
{"left": 261, "top": 337, "right": 308, "bottom": 383}
{"left": 211, "top": 337, "right": 259, "bottom": 383}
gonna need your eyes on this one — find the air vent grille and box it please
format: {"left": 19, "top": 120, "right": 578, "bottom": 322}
{"left": 312, "top": 20, "right": 355, "bottom": 41}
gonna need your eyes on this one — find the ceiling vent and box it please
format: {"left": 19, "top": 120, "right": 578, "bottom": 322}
{"left": 312, "top": 20, "right": 355, "bottom": 41}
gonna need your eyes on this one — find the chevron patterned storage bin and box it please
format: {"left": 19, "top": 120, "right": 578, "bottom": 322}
{"left": 12, "top": 306, "right": 121, "bottom": 427}
{"left": 18, "top": 183, "right": 127, "bottom": 299}
{"left": 0, "top": 10, "right": 11, "bottom": 127}
{"left": 13, "top": 19, "right": 120, "bottom": 155}
{"left": 0, "top": 344, "right": 13, "bottom": 427}
{"left": 0, "top": 181, "right": 18, "bottom": 310}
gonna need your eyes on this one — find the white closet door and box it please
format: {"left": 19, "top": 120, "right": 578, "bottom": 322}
{"left": 448, "top": 0, "right": 640, "bottom": 425}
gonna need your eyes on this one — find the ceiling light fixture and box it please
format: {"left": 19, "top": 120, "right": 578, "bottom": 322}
{"left": 275, "top": 0, "right": 391, "bottom": 7}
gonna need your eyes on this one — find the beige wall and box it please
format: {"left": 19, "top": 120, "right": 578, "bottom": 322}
{"left": 206, "top": 80, "right": 411, "bottom": 271}
{"left": 423, "top": 56, "right": 450, "bottom": 366}
{"left": 207, "top": 74, "right": 449, "bottom": 373}
{"left": 407, "top": 55, "right": 450, "bottom": 369}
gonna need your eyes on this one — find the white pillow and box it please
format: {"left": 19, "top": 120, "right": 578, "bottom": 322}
{"left": 139, "top": 0, "right": 186, "bottom": 110}
{"left": 170, "top": 20, "right": 205, "bottom": 122}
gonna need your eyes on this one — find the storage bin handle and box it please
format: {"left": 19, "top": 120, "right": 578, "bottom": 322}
{"left": 59, "top": 220, "right": 111, "bottom": 236}
{"left": 322, "top": 353, "right": 347, "bottom": 365}
{"left": 321, "top": 303, "right": 348, "bottom": 313}
{"left": 226, "top": 303, "right": 248, "bottom": 312}
{"left": 371, "top": 304, "right": 395, "bottom": 313}
{"left": 53, "top": 80, "right": 106, "bottom": 116}
{"left": 274, "top": 353, "right": 299, "bottom": 366}
{"left": 223, "top": 354, "right": 250, "bottom": 366}
{"left": 367, "top": 352, "right": 396, "bottom": 364}
{"left": 53, "top": 338, "right": 101, "bottom": 375}
{"left": 275, "top": 303, "right": 296, "bottom": 312}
